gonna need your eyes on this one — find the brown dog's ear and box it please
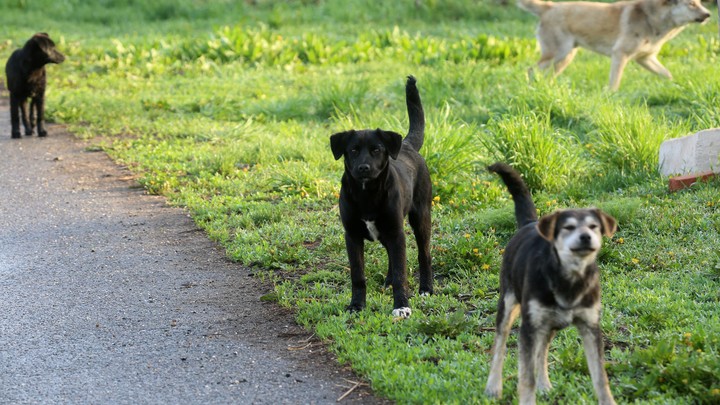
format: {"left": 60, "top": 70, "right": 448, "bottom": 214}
{"left": 377, "top": 129, "right": 403, "bottom": 160}
{"left": 537, "top": 212, "right": 558, "bottom": 241}
{"left": 330, "top": 130, "right": 353, "bottom": 160}
{"left": 594, "top": 209, "right": 617, "bottom": 238}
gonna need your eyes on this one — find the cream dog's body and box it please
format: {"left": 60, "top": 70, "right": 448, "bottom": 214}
{"left": 519, "top": 0, "right": 710, "bottom": 90}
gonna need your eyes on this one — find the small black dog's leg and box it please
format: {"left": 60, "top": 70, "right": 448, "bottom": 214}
{"left": 345, "top": 234, "right": 366, "bottom": 312}
{"left": 9, "top": 96, "right": 22, "bottom": 138}
{"left": 29, "top": 98, "right": 37, "bottom": 136}
{"left": 19, "top": 98, "right": 32, "bottom": 136}
{"left": 33, "top": 96, "right": 47, "bottom": 137}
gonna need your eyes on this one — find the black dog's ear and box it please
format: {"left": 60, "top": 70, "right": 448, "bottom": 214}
{"left": 330, "top": 130, "right": 353, "bottom": 160}
{"left": 377, "top": 129, "right": 403, "bottom": 160}
{"left": 537, "top": 212, "right": 559, "bottom": 241}
{"left": 594, "top": 209, "right": 617, "bottom": 238}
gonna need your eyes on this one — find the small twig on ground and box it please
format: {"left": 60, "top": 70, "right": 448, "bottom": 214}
{"left": 287, "top": 342, "right": 313, "bottom": 351}
{"left": 336, "top": 379, "right": 367, "bottom": 402}
{"left": 287, "top": 333, "right": 317, "bottom": 350}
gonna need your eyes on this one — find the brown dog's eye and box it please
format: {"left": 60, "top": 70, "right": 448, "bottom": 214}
{"left": 563, "top": 225, "right": 576, "bottom": 231}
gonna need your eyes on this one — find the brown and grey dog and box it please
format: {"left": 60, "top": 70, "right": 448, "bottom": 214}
{"left": 5, "top": 33, "right": 65, "bottom": 138}
{"left": 519, "top": 0, "right": 711, "bottom": 90}
{"left": 330, "top": 76, "right": 433, "bottom": 318}
{"left": 484, "top": 163, "right": 617, "bottom": 405}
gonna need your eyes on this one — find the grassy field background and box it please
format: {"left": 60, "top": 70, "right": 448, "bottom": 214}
{"left": 2, "top": 0, "right": 720, "bottom": 403}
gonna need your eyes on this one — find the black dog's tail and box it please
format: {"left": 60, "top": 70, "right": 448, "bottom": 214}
{"left": 404, "top": 75, "right": 425, "bottom": 152}
{"left": 488, "top": 163, "right": 538, "bottom": 228}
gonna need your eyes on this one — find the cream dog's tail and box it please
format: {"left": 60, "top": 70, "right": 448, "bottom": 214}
{"left": 517, "top": 0, "right": 552, "bottom": 16}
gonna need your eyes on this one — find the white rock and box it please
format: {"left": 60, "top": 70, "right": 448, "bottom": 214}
{"left": 659, "top": 129, "right": 720, "bottom": 176}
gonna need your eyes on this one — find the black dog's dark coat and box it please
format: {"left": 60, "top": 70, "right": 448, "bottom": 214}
{"left": 5, "top": 33, "right": 65, "bottom": 138}
{"left": 330, "top": 76, "right": 433, "bottom": 316}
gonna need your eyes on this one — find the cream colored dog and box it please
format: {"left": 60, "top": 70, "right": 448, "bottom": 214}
{"left": 519, "top": 0, "right": 711, "bottom": 90}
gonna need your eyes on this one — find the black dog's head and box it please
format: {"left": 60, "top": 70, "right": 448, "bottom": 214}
{"left": 330, "top": 129, "right": 403, "bottom": 183}
{"left": 24, "top": 33, "right": 65, "bottom": 66}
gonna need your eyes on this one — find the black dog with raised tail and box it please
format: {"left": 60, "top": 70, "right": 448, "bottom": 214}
{"left": 330, "top": 76, "right": 433, "bottom": 318}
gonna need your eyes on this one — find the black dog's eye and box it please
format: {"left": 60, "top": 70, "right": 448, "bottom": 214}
{"left": 350, "top": 148, "right": 360, "bottom": 155}
{"left": 371, "top": 147, "right": 381, "bottom": 155}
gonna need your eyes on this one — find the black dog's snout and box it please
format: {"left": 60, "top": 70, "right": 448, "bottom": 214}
{"left": 579, "top": 233, "right": 592, "bottom": 244}
{"left": 357, "top": 164, "right": 371, "bottom": 174}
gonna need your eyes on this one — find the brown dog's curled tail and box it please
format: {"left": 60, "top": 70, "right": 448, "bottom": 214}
{"left": 404, "top": 75, "right": 425, "bottom": 152}
{"left": 488, "top": 163, "right": 538, "bottom": 228}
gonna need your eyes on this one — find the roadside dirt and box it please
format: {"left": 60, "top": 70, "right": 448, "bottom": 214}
{"left": 0, "top": 90, "right": 388, "bottom": 404}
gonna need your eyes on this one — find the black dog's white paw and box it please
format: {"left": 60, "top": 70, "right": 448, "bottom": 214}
{"left": 391, "top": 307, "right": 412, "bottom": 318}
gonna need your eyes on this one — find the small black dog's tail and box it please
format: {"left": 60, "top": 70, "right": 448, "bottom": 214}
{"left": 404, "top": 75, "right": 425, "bottom": 152}
{"left": 488, "top": 163, "right": 538, "bottom": 228}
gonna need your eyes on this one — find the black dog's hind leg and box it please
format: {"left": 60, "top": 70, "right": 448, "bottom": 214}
{"left": 409, "top": 208, "right": 433, "bottom": 295}
{"left": 345, "top": 233, "right": 366, "bottom": 312}
{"left": 32, "top": 96, "right": 47, "bottom": 137}
{"left": 9, "top": 95, "right": 22, "bottom": 138}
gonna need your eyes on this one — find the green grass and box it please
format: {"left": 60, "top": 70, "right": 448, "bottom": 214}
{"left": 2, "top": 1, "right": 720, "bottom": 403}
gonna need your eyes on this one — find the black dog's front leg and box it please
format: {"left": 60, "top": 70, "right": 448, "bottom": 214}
{"left": 32, "top": 96, "right": 47, "bottom": 137}
{"left": 384, "top": 232, "right": 410, "bottom": 315}
{"left": 9, "top": 95, "right": 22, "bottom": 138}
{"left": 409, "top": 208, "right": 433, "bottom": 295}
{"left": 19, "top": 98, "right": 32, "bottom": 136}
{"left": 345, "top": 233, "right": 366, "bottom": 312}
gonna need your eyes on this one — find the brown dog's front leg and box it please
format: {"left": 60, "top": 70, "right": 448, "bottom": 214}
{"left": 345, "top": 234, "right": 366, "bottom": 312}
{"left": 609, "top": 52, "right": 629, "bottom": 91}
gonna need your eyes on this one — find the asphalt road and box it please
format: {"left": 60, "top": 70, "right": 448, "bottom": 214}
{"left": 0, "top": 95, "right": 385, "bottom": 404}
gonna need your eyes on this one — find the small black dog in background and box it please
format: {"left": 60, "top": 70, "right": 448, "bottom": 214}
{"left": 5, "top": 33, "right": 65, "bottom": 138}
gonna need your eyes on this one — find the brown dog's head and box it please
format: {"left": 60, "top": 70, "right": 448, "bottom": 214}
{"left": 24, "top": 33, "right": 65, "bottom": 66}
{"left": 537, "top": 209, "right": 616, "bottom": 274}
{"left": 330, "top": 129, "right": 403, "bottom": 184}
{"left": 665, "top": 0, "right": 711, "bottom": 25}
